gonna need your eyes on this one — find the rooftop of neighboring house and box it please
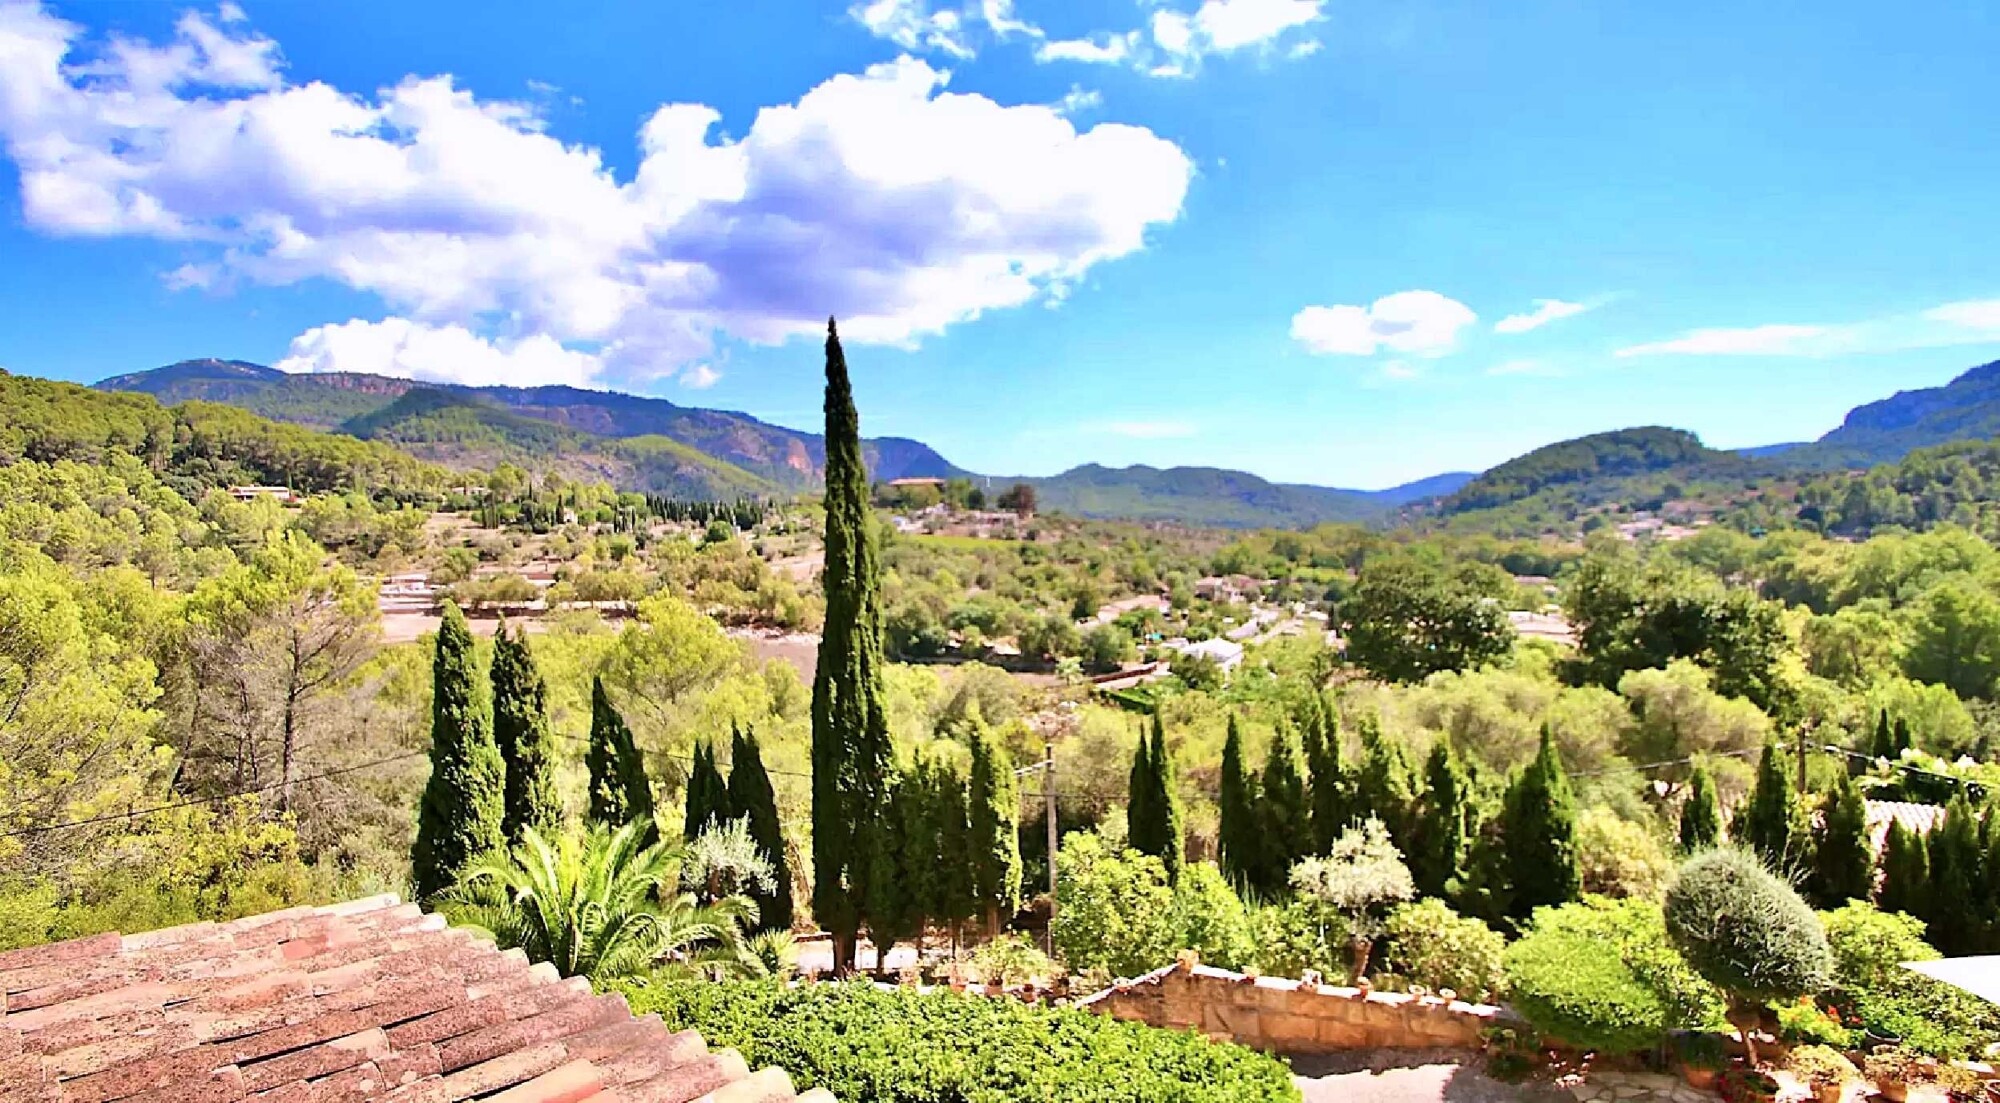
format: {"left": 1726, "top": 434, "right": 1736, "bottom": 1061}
{"left": 0, "top": 894, "right": 828, "bottom": 1103}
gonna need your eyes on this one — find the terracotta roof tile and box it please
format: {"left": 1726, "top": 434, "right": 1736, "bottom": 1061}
{"left": 0, "top": 896, "right": 823, "bottom": 1102}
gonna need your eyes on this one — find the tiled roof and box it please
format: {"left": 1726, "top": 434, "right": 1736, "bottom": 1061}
{"left": 1867, "top": 799, "right": 1947, "bottom": 852}
{"left": 0, "top": 895, "right": 831, "bottom": 1103}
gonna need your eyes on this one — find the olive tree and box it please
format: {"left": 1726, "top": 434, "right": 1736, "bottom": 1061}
{"left": 1290, "top": 818, "right": 1415, "bottom": 982}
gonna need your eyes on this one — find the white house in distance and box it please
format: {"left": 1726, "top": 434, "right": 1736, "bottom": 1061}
{"left": 1166, "top": 636, "right": 1245, "bottom": 673}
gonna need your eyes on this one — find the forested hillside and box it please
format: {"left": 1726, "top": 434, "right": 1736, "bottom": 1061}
{"left": 1442, "top": 427, "right": 1726, "bottom": 514}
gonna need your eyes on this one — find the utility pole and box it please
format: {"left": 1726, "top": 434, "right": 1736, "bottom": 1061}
{"left": 1796, "top": 719, "right": 1814, "bottom": 796}
{"left": 1044, "top": 741, "right": 1058, "bottom": 957}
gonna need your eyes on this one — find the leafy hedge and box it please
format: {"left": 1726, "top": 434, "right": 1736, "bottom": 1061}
{"left": 1504, "top": 927, "right": 1667, "bottom": 1053}
{"left": 614, "top": 979, "right": 1302, "bottom": 1103}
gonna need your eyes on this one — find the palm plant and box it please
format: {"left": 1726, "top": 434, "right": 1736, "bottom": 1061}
{"left": 451, "top": 821, "right": 760, "bottom": 983}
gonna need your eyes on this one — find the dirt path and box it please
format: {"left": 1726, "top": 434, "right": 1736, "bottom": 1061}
{"left": 1287, "top": 1050, "right": 1572, "bottom": 1103}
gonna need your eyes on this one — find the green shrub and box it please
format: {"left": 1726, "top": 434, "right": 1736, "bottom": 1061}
{"left": 1049, "top": 833, "right": 1179, "bottom": 978}
{"left": 966, "top": 934, "right": 1055, "bottom": 987}
{"left": 615, "top": 979, "right": 1302, "bottom": 1103}
{"left": 1380, "top": 899, "right": 1507, "bottom": 1002}
{"left": 1172, "top": 862, "right": 1257, "bottom": 972}
{"left": 1530, "top": 897, "right": 1727, "bottom": 1033}
{"left": 1774, "top": 998, "right": 1854, "bottom": 1048}
{"left": 1664, "top": 849, "right": 1832, "bottom": 1013}
{"left": 1247, "top": 898, "right": 1347, "bottom": 981}
{"left": 1786, "top": 1045, "right": 1856, "bottom": 1090}
{"left": 1504, "top": 925, "right": 1667, "bottom": 1053}
{"left": 1820, "top": 903, "right": 2000, "bottom": 1058}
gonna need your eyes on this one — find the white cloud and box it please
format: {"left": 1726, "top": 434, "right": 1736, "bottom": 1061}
{"left": 1190, "top": 0, "right": 1321, "bottom": 52}
{"left": 1290, "top": 290, "right": 1478, "bottom": 357}
{"left": 1494, "top": 297, "right": 1589, "bottom": 334}
{"left": 0, "top": 7, "right": 1193, "bottom": 387}
{"left": 276, "top": 317, "right": 607, "bottom": 388}
{"left": 1615, "top": 301, "right": 2000, "bottom": 359}
{"left": 1092, "top": 418, "right": 1196, "bottom": 438}
{"left": 1055, "top": 85, "right": 1102, "bottom": 115}
{"left": 850, "top": 0, "right": 976, "bottom": 58}
{"left": 851, "top": 0, "right": 1321, "bottom": 77}
{"left": 681, "top": 362, "right": 722, "bottom": 389}
{"left": 1035, "top": 32, "right": 1139, "bottom": 64}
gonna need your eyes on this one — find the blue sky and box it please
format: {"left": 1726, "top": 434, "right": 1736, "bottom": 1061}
{"left": 0, "top": 0, "right": 1995, "bottom": 488}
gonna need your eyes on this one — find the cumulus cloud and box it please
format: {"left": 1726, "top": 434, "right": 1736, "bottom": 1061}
{"left": 276, "top": 318, "right": 607, "bottom": 388}
{"left": 1290, "top": 291, "right": 1478, "bottom": 357}
{"left": 851, "top": 0, "right": 1321, "bottom": 77}
{"left": 681, "top": 362, "right": 722, "bottom": 389}
{"left": 1494, "top": 298, "right": 1589, "bottom": 334}
{"left": 1616, "top": 300, "right": 2000, "bottom": 359}
{"left": 0, "top": 5, "right": 1193, "bottom": 387}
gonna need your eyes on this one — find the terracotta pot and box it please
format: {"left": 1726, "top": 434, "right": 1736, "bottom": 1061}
{"left": 1878, "top": 1081, "right": 1909, "bottom": 1103}
{"left": 1682, "top": 1067, "right": 1719, "bottom": 1091}
{"left": 1813, "top": 1082, "right": 1843, "bottom": 1103}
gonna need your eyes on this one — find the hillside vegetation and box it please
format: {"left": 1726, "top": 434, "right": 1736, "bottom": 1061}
{"left": 1443, "top": 427, "right": 1725, "bottom": 514}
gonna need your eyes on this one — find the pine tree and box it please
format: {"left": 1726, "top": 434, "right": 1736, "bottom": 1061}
{"left": 1924, "top": 793, "right": 1984, "bottom": 955}
{"left": 491, "top": 620, "right": 562, "bottom": 846}
{"left": 683, "top": 738, "right": 731, "bottom": 843}
{"left": 1257, "top": 721, "right": 1310, "bottom": 893}
{"left": 1680, "top": 764, "right": 1723, "bottom": 851}
{"left": 1809, "top": 772, "right": 1874, "bottom": 908}
{"left": 1304, "top": 693, "right": 1349, "bottom": 850}
{"left": 411, "top": 601, "right": 505, "bottom": 902}
{"left": 726, "top": 725, "right": 792, "bottom": 932}
{"left": 1412, "top": 737, "right": 1473, "bottom": 900}
{"left": 1353, "top": 714, "right": 1418, "bottom": 854}
{"left": 811, "top": 318, "right": 897, "bottom": 973}
{"left": 1502, "top": 725, "right": 1579, "bottom": 922}
{"left": 1218, "top": 714, "right": 1259, "bottom": 888}
{"left": 585, "top": 676, "right": 656, "bottom": 845}
{"left": 1878, "top": 819, "right": 1930, "bottom": 919}
{"left": 966, "top": 711, "right": 1022, "bottom": 937}
{"left": 1737, "top": 740, "right": 1801, "bottom": 871}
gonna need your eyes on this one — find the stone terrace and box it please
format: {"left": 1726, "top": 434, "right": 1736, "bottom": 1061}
{"left": 0, "top": 895, "right": 829, "bottom": 1103}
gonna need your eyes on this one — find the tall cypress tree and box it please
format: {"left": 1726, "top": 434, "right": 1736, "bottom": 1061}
{"left": 1413, "top": 737, "right": 1473, "bottom": 900}
{"left": 1878, "top": 819, "right": 1930, "bottom": 919}
{"left": 1893, "top": 717, "right": 1915, "bottom": 756}
{"left": 411, "top": 601, "right": 505, "bottom": 902}
{"left": 491, "top": 620, "right": 563, "bottom": 846}
{"left": 726, "top": 725, "right": 792, "bottom": 932}
{"left": 865, "top": 765, "right": 924, "bottom": 964}
{"left": 586, "top": 675, "right": 656, "bottom": 845}
{"left": 1680, "top": 764, "right": 1723, "bottom": 851}
{"left": 1871, "top": 711, "right": 1897, "bottom": 760}
{"left": 684, "top": 737, "right": 731, "bottom": 842}
{"left": 1128, "top": 719, "right": 1157, "bottom": 854}
{"left": 966, "top": 711, "right": 1022, "bottom": 937}
{"left": 1924, "top": 794, "right": 1984, "bottom": 955}
{"left": 810, "top": 318, "right": 896, "bottom": 973}
{"left": 1354, "top": 714, "right": 1418, "bottom": 854}
{"left": 1257, "top": 721, "right": 1309, "bottom": 892}
{"left": 1305, "top": 693, "right": 1349, "bottom": 850}
{"left": 1737, "top": 740, "right": 1801, "bottom": 871}
{"left": 1128, "top": 713, "right": 1184, "bottom": 882}
{"left": 1218, "top": 714, "right": 1259, "bottom": 888}
{"left": 1501, "top": 725, "right": 1579, "bottom": 923}
{"left": 1809, "top": 772, "right": 1874, "bottom": 909}
{"left": 935, "top": 758, "right": 975, "bottom": 949}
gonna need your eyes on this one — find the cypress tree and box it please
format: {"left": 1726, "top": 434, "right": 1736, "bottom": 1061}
{"left": 411, "top": 601, "right": 506, "bottom": 902}
{"left": 1924, "top": 794, "right": 1983, "bottom": 955}
{"left": 1680, "top": 764, "right": 1723, "bottom": 851}
{"left": 965, "top": 714, "right": 1022, "bottom": 938}
{"left": 1809, "top": 772, "right": 1874, "bottom": 909}
{"left": 683, "top": 738, "right": 730, "bottom": 842}
{"left": 585, "top": 676, "right": 656, "bottom": 845}
{"left": 1218, "top": 714, "right": 1259, "bottom": 888}
{"left": 1129, "top": 712, "right": 1185, "bottom": 882}
{"left": 1354, "top": 714, "right": 1418, "bottom": 854}
{"left": 1413, "top": 737, "right": 1473, "bottom": 899}
{"left": 1893, "top": 717, "right": 1915, "bottom": 756}
{"left": 865, "top": 766, "right": 924, "bottom": 965}
{"left": 935, "top": 759, "right": 976, "bottom": 948}
{"left": 1257, "top": 721, "right": 1310, "bottom": 892}
{"left": 1305, "top": 694, "right": 1349, "bottom": 850}
{"left": 1501, "top": 725, "right": 1579, "bottom": 922}
{"left": 1871, "top": 711, "right": 1897, "bottom": 760}
{"left": 811, "top": 318, "right": 896, "bottom": 973}
{"left": 726, "top": 725, "right": 792, "bottom": 932}
{"left": 1737, "top": 740, "right": 1801, "bottom": 871}
{"left": 491, "top": 620, "right": 563, "bottom": 846}
{"left": 1127, "top": 722, "right": 1156, "bottom": 854}
{"left": 1878, "top": 819, "right": 1930, "bottom": 919}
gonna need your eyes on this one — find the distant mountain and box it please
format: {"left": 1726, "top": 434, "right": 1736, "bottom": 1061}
{"left": 1780, "top": 359, "right": 2000, "bottom": 468}
{"left": 1440, "top": 427, "right": 1726, "bottom": 514}
{"left": 97, "top": 359, "right": 963, "bottom": 487}
{"left": 1017, "top": 464, "right": 1472, "bottom": 528}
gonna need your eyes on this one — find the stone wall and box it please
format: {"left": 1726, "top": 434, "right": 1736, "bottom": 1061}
{"left": 1076, "top": 954, "right": 1508, "bottom": 1053}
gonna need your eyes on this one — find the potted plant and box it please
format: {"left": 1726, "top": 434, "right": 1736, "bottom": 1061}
{"left": 1934, "top": 1064, "right": 1984, "bottom": 1102}
{"left": 1863, "top": 1046, "right": 1931, "bottom": 1103}
{"left": 1789, "top": 1045, "right": 1857, "bottom": 1103}
{"left": 1719, "top": 1068, "right": 1781, "bottom": 1103}
{"left": 1673, "top": 1032, "right": 1727, "bottom": 1090}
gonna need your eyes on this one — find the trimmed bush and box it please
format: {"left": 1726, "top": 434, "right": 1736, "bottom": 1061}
{"left": 1504, "top": 926, "right": 1667, "bottom": 1053}
{"left": 1820, "top": 902, "right": 2000, "bottom": 1058}
{"left": 616, "top": 979, "right": 1302, "bottom": 1103}
{"left": 1664, "top": 849, "right": 1833, "bottom": 1010}
{"left": 1381, "top": 899, "right": 1507, "bottom": 1002}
